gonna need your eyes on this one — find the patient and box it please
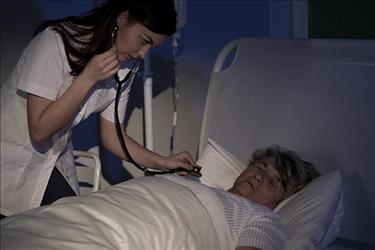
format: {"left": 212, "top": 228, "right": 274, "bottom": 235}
{"left": 1, "top": 145, "right": 320, "bottom": 250}
{"left": 228, "top": 145, "right": 321, "bottom": 209}
{"left": 188, "top": 144, "right": 321, "bottom": 250}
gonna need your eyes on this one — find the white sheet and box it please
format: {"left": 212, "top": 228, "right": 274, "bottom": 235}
{"left": 1, "top": 176, "right": 220, "bottom": 250}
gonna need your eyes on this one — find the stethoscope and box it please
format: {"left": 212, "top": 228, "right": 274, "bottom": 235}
{"left": 113, "top": 57, "right": 202, "bottom": 177}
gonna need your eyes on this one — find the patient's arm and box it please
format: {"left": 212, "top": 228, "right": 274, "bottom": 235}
{"left": 236, "top": 247, "right": 261, "bottom": 250}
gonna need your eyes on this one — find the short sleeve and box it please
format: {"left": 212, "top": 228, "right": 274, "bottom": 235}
{"left": 237, "top": 213, "right": 286, "bottom": 250}
{"left": 16, "top": 28, "right": 69, "bottom": 101}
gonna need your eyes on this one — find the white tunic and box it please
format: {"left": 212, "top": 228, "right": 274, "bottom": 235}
{"left": 0, "top": 27, "right": 137, "bottom": 216}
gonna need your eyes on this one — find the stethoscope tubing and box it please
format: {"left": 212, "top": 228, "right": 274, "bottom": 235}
{"left": 113, "top": 63, "right": 196, "bottom": 176}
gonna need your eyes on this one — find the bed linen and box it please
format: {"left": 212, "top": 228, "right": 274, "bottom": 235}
{"left": 1, "top": 176, "right": 220, "bottom": 250}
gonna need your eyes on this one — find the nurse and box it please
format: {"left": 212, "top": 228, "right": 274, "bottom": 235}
{"left": 0, "top": 0, "right": 195, "bottom": 218}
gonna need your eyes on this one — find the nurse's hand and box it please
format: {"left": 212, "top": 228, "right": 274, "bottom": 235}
{"left": 79, "top": 48, "right": 120, "bottom": 86}
{"left": 158, "top": 151, "right": 196, "bottom": 172}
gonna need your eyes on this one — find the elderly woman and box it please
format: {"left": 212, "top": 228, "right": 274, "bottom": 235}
{"left": 1, "top": 145, "right": 320, "bottom": 250}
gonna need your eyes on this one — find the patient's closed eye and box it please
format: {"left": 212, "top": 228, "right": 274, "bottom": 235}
{"left": 269, "top": 177, "right": 280, "bottom": 189}
{"left": 256, "top": 163, "right": 267, "bottom": 172}
{"left": 254, "top": 163, "right": 282, "bottom": 189}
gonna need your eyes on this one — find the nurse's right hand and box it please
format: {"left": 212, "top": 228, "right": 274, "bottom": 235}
{"left": 27, "top": 49, "right": 120, "bottom": 144}
{"left": 80, "top": 48, "right": 120, "bottom": 85}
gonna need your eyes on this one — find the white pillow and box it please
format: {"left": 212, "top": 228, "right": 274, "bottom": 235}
{"left": 317, "top": 191, "right": 344, "bottom": 249}
{"left": 197, "top": 138, "right": 244, "bottom": 190}
{"left": 197, "top": 138, "right": 343, "bottom": 249}
{"left": 274, "top": 171, "right": 343, "bottom": 249}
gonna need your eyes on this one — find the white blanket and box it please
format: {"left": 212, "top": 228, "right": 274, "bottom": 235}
{"left": 1, "top": 176, "right": 220, "bottom": 250}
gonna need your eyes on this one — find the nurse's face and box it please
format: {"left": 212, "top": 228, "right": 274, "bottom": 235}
{"left": 114, "top": 11, "right": 168, "bottom": 61}
{"left": 228, "top": 157, "right": 286, "bottom": 209}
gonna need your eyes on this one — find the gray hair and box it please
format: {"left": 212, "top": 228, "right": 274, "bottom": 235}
{"left": 249, "top": 145, "right": 321, "bottom": 197}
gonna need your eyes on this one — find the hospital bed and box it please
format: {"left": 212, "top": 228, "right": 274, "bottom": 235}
{"left": 196, "top": 38, "right": 375, "bottom": 249}
{"left": 1, "top": 38, "right": 375, "bottom": 249}
{"left": 74, "top": 150, "right": 101, "bottom": 194}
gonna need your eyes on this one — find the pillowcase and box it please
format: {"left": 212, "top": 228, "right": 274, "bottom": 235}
{"left": 197, "top": 138, "right": 343, "bottom": 249}
{"left": 317, "top": 191, "right": 344, "bottom": 249}
{"left": 196, "top": 138, "right": 244, "bottom": 190}
{"left": 274, "top": 171, "right": 343, "bottom": 249}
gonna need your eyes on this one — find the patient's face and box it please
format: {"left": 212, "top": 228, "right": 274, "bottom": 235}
{"left": 228, "top": 157, "right": 286, "bottom": 209}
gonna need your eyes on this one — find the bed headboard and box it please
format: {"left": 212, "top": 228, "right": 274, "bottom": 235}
{"left": 198, "top": 38, "right": 375, "bottom": 245}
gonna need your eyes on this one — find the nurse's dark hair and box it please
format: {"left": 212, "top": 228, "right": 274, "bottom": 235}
{"left": 34, "top": 0, "right": 177, "bottom": 76}
{"left": 249, "top": 145, "right": 321, "bottom": 197}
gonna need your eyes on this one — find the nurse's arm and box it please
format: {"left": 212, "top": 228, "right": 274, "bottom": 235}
{"left": 100, "top": 116, "right": 165, "bottom": 169}
{"left": 27, "top": 74, "right": 94, "bottom": 144}
{"left": 27, "top": 49, "right": 119, "bottom": 144}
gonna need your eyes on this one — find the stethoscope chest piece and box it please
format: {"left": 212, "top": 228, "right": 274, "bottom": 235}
{"left": 188, "top": 166, "right": 202, "bottom": 177}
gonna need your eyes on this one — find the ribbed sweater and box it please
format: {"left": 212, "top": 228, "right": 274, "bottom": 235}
{"left": 164, "top": 175, "right": 286, "bottom": 250}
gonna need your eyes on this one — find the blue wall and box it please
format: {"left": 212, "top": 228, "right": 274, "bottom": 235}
{"left": 181, "top": 1, "right": 270, "bottom": 74}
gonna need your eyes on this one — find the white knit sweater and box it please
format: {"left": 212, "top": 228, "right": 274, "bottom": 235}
{"left": 164, "top": 175, "right": 286, "bottom": 250}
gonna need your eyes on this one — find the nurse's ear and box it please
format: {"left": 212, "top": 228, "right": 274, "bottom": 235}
{"left": 116, "top": 10, "right": 131, "bottom": 28}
